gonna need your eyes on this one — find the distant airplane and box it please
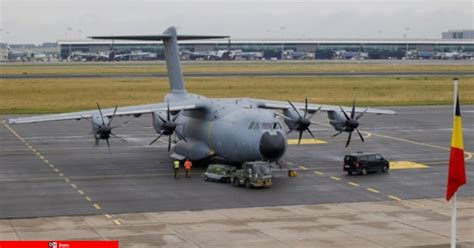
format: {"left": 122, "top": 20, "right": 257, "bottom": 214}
{"left": 6, "top": 45, "right": 48, "bottom": 62}
{"left": 334, "top": 50, "right": 368, "bottom": 60}
{"left": 8, "top": 27, "right": 395, "bottom": 165}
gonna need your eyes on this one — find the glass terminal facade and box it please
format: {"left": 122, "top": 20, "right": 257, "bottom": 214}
{"left": 59, "top": 39, "right": 474, "bottom": 60}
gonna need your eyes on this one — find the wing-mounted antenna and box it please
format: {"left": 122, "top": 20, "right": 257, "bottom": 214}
{"left": 90, "top": 27, "right": 228, "bottom": 94}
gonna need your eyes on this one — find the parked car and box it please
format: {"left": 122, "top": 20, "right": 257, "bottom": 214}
{"left": 204, "top": 164, "right": 234, "bottom": 183}
{"left": 343, "top": 152, "right": 389, "bottom": 175}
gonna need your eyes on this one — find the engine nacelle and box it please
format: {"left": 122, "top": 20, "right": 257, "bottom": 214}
{"left": 152, "top": 112, "right": 166, "bottom": 132}
{"left": 91, "top": 114, "right": 112, "bottom": 139}
{"left": 327, "top": 110, "right": 347, "bottom": 131}
{"left": 282, "top": 108, "right": 304, "bottom": 130}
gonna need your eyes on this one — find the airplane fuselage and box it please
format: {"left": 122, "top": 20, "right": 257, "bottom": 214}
{"left": 153, "top": 94, "right": 287, "bottom": 163}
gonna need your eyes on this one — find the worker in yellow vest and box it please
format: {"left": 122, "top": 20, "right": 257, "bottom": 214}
{"left": 173, "top": 160, "right": 180, "bottom": 179}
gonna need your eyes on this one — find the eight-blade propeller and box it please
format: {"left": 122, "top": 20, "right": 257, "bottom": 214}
{"left": 149, "top": 101, "right": 187, "bottom": 151}
{"left": 94, "top": 103, "right": 129, "bottom": 148}
{"left": 286, "top": 97, "right": 321, "bottom": 145}
{"left": 332, "top": 100, "right": 367, "bottom": 147}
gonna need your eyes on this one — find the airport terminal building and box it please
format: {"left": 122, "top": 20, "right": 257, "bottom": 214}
{"left": 58, "top": 38, "right": 474, "bottom": 60}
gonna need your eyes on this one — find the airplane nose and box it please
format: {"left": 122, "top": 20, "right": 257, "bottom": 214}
{"left": 259, "top": 131, "right": 286, "bottom": 160}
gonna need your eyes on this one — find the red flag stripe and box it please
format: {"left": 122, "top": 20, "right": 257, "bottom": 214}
{"left": 446, "top": 147, "right": 467, "bottom": 201}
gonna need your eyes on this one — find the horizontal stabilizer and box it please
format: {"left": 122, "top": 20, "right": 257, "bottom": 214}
{"left": 89, "top": 35, "right": 229, "bottom": 41}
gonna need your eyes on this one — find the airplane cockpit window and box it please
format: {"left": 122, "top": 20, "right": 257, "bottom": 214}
{"left": 260, "top": 122, "right": 282, "bottom": 130}
{"left": 248, "top": 122, "right": 255, "bottom": 129}
{"left": 261, "top": 123, "right": 272, "bottom": 130}
{"left": 253, "top": 122, "right": 260, "bottom": 130}
{"left": 273, "top": 122, "right": 282, "bottom": 129}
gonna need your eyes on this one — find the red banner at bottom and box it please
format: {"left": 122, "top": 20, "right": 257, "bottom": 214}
{"left": 0, "top": 241, "right": 118, "bottom": 248}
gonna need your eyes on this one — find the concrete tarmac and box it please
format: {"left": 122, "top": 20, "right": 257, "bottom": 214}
{"left": 1, "top": 197, "right": 472, "bottom": 247}
{"left": 0, "top": 106, "right": 473, "bottom": 220}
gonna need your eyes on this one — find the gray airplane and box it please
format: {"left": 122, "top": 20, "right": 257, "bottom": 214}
{"left": 8, "top": 27, "right": 395, "bottom": 164}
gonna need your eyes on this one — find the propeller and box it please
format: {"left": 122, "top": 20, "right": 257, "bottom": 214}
{"left": 149, "top": 101, "right": 187, "bottom": 151}
{"left": 286, "top": 97, "right": 321, "bottom": 145}
{"left": 333, "top": 100, "right": 367, "bottom": 147}
{"left": 94, "top": 103, "right": 129, "bottom": 148}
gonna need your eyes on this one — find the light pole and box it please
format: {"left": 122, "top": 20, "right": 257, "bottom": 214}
{"left": 404, "top": 27, "right": 410, "bottom": 54}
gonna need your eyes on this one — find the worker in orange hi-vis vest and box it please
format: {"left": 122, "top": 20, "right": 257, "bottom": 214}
{"left": 184, "top": 159, "right": 193, "bottom": 178}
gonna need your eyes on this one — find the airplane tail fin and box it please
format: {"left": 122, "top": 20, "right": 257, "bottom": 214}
{"left": 90, "top": 27, "right": 228, "bottom": 94}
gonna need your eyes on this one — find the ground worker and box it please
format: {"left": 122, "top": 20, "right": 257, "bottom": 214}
{"left": 184, "top": 159, "right": 192, "bottom": 178}
{"left": 173, "top": 160, "right": 180, "bottom": 179}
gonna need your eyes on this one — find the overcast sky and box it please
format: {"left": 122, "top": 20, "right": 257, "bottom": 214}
{"left": 1, "top": 0, "right": 473, "bottom": 44}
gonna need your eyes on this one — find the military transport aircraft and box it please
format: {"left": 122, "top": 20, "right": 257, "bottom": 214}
{"left": 8, "top": 27, "right": 395, "bottom": 164}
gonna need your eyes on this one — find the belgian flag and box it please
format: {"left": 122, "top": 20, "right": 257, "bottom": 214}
{"left": 446, "top": 91, "right": 467, "bottom": 201}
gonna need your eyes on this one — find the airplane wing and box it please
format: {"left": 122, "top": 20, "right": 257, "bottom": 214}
{"left": 8, "top": 102, "right": 203, "bottom": 124}
{"left": 248, "top": 98, "right": 396, "bottom": 115}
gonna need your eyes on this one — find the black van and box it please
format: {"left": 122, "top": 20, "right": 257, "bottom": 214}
{"left": 343, "top": 152, "right": 389, "bottom": 175}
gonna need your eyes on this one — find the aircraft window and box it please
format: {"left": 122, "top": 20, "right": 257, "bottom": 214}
{"left": 249, "top": 122, "right": 255, "bottom": 129}
{"left": 261, "top": 123, "right": 272, "bottom": 130}
{"left": 254, "top": 123, "right": 260, "bottom": 130}
{"left": 273, "top": 122, "right": 282, "bottom": 129}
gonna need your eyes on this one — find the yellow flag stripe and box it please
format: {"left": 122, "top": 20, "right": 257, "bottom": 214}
{"left": 451, "top": 116, "right": 464, "bottom": 150}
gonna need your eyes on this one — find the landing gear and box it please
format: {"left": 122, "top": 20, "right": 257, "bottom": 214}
{"left": 232, "top": 177, "right": 240, "bottom": 187}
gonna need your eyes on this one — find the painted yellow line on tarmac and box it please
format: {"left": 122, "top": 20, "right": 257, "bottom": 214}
{"left": 314, "top": 171, "right": 324, "bottom": 176}
{"left": 369, "top": 132, "right": 473, "bottom": 162}
{"left": 299, "top": 166, "right": 308, "bottom": 170}
{"left": 390, "top": 161, "right": 429, "bottom": 170}
{"left": 3, "top": 121, "right": 112, "bottom": 219}
{"left": 348, "top": 182, "right": 360, "bottom": 187}
{"left": 367, "top": 188, "right": 380, "bottom": 193}
{"left": 287, "top": 139, "right": 327, "bottom": 145}
{"left": 408, "top": 201, "right": 425, "bottom": 208}
{"left": 113, "top": 220, "right": 122, "bottom": 225}
{"left": 388, "top": 195, "right": 402, "bottom": 201}
{"left": 330, "top": 176, "right": 341, "bottom": 181}
{"left": 104, "top": 214, "right": 112, "bottom": 219}
{"left": 423, "top": 161, "right": 448, "bottom": 165}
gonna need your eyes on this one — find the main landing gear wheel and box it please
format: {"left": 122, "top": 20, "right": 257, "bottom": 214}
{"left": 232, "top": 178, "right": 240, "bottom": 187}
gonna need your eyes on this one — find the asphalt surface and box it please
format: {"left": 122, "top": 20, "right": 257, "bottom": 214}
{"left": 0, "top": 106, "right": 473, "bottom": 219}
{"left": 2, "top": 71, "right": 474, "bottom": 79}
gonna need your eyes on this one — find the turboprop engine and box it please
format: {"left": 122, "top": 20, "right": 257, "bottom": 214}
{"left": 280, "top": 98, "right": 321, "bottom": 145}
{"left": 150, "top": 102, "right": 187, "bottom": 151}
{"left": 91, "top": 103, "right": 128, "bottom": 148}
{"left": 327, "top": 100, "right": 367, "bottom": 147}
